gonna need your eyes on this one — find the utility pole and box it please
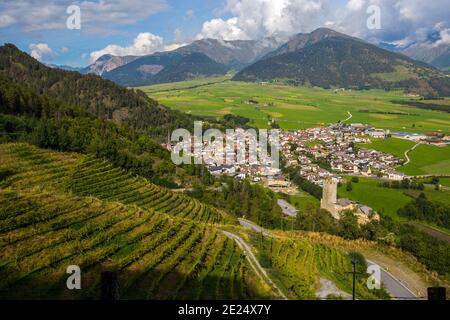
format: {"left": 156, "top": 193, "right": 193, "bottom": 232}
{"left": 345, "top": 260, "right": 365, "bottom": 300}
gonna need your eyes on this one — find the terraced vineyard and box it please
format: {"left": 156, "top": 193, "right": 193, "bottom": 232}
{"left": 0, "top": 143, "right": 233, "bottom": 225}
{"left": 0, "top": 143, "right": 274, "bottom": 299}
{"left": 253, "top": 235, "right": 382, "bottom": 299}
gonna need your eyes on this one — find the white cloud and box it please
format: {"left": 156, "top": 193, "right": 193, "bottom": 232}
{"left": 29, "top": 43, "right": 56, "bottom": 61}
{"left": 195, "top": 0, "right": 450, "bottom": 49}
{"left": 346, "top": 0, "right": 365, "bottom": 11}
{"left": 0, "top": 14, "right": 15, "bottom": 28}
{"left": 198, "top": 17, "right": 251, "bottom": 41}
{"left": 0, "top": 0, "right": 169, "bottom": 32}
{"left": 61, "top": 47, "right": 69, "bottom": 53}
{"left": 185, "top": 9, "right": 195, "bottom": 20}
{"left": 164, "top": 42, "right": 187, "bottom": 52}
{"left": 197, "top": 0, "right": 330, "bottom": 41}
{"left": 90, "top": 32, "right": 165, "bottom": 62}
{"left": 435, "top": 28, "right": 450, "bottom": 46}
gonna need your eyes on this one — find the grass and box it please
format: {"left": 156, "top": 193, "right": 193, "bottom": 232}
{"left": 137, "top": 77, "right": 450, "bottom": 134}
{"left": 337, "top": 176, "right": 450, "bottom": 220}
{"left": 288, "top": 192, "right": 320, "bottom": 213}
{"left": 357, "top": 137, "right": 416, "bottom": 160}
{"left": 400, "top": 144, "right": 450, "bottom": 176}
{"left": 337, "top": 177, "right": 411, "bottom": 219}
{"left": 372, "top": 65, "right": 418, "bottom": 82}
{"left": 1, "top": 143, "right": 446, "bottom": 299}
{"left": 357, "top": 137, "right": 450, "bottom": 176}
{"left": 438, "top": 178, "right": 450, "bottom": 188}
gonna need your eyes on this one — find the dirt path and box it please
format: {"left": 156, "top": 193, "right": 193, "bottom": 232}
{"left": 342, "top": 111, "right": 353, "bottom": 123}
{"left": 403, "top": 142, "right": 420, "bottom": 165}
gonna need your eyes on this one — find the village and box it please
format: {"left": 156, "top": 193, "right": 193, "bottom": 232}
{"left": 168, "top": 122, "right": 449, "bottom": 192}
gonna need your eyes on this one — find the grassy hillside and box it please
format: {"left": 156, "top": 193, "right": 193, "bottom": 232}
{"left": 139, "top": 79, "right": 450, "bottom": 134}
{"left": 357, "top": 138, "right": 450, "bottom": 176}
{"left": 400, "top": 145, "right": 450, "bottom": 176}
{"left": 357, "top": 138, "right": 416, "bottom": 160}
{"left": 252, "top": 235, "right": 383, "bottom": 299}
{"left": 337, "top": 177, "right": 450, "bottom": 219}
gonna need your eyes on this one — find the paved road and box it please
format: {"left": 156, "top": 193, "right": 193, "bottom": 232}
{"left": 238, "top": 218, "right": 273, "bottom": 237}
{"left": 238, "top": 218, "right": 419, "bottom": 299}
{"left": 366, "top": 260, "right": 418, "bottom": 300}
{"left": 221, "top": 230, "right": 287, "bottom": 299}
{"left": 277, "top": 199, "right": 298, "bottom": 217}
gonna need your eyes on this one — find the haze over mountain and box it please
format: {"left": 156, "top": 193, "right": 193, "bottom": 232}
{"left": 233, "top": 28, "right": 450, "bottom": 97}
{"left": 401, "top": 43, "right": 450, "bottom": 71}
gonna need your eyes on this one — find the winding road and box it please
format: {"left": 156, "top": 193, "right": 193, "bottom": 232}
{"left": 342, "top": 111, "right": 353, "bottom": 123}
{"left": 403, "top": 142, "right": 421, "bottom": 165}
{"left": 221, "top": 230, "right": 288, "bottom": 300}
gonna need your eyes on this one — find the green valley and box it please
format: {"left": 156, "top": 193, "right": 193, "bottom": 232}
{"left": 138, "top": 78, "right": 450, "bottom": 133}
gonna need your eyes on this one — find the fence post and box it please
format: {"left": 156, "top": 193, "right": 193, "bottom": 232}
{"left": 101, "top": 271, "right": 120, "bottom": 300}
{"left": 427, "top": 287, "right": 446, "bottom": 300}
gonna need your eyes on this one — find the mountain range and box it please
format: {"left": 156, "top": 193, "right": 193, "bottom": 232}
{"left": 50, "top": 28, "right": 450, "bottom": 96}
{"left": 233, "top": 28, "right": 450, "bottom": 97}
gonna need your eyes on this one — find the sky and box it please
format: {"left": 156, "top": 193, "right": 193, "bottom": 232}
{"left": 0, "top": 0, "right": 449, "bottom": 67}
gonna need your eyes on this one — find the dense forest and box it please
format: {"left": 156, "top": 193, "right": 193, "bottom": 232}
{"left": 187, "top": 176, "right": 285, "bottom": 229}
{"left": 0, "top": 44, "right": 194, "bottom": 138}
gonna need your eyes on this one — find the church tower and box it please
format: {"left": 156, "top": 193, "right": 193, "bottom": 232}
{"left": 320, "top": 177, "right": 338, "bottom": 217}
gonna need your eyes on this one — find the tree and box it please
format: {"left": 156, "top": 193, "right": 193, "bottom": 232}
{"left": 346, "top": 181, "right": 353, "bottom": 192}
{"left": 338, "top": 211, "right": 361, "bottom": 239}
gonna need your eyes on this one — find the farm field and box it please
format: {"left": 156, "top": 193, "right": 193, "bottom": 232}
{"left": 357, "top": 138, "right": 416, "bottom": 160}
{"left": 337, "top": 177, "right": 450, "bottom": 219}
{"left": 400, "top": 144, "right": 450, "bottom": 176}
{"left": 138, "top": 78, "right": 450, "bottom": 134}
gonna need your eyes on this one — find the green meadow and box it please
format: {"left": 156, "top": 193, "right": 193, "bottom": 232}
{"left": 357, "top": 138, "right": 416, "bottom": 160}
{"left": 288, "top": 192, "right": 320, "bottom": 213}
{"left": 357, "top": 137, "right": 450, "bottom": 176}
{"left": 401, "top": 144, "right": 450, "bottom": 176}
{"left": 337, "top": 177, "right": 450, "bottom": 219}
{"left": 138, "top": 77, "right": 450, "bottom": 134}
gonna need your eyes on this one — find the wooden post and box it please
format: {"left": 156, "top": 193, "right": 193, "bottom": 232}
{"left": 427, "top": 287, "right": 446, "bottom": 300}
{"left": 101, "top": 271, "right": 120, "bottom": 300}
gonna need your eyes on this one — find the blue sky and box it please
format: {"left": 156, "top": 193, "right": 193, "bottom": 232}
{"left": 0, "top": 0, "right": 449, "bottom": 67}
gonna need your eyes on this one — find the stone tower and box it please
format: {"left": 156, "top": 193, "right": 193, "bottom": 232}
{"left": 320, "top": 177, "right": 338, "bottom": 217}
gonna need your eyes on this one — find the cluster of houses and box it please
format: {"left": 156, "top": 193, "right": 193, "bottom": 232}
{"left": 280, "top": 124, "right": 408, "bottom": 186}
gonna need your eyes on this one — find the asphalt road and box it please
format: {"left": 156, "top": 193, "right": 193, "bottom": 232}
{"left": 366, "top": 260, "right": 418, "bottom": 299}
